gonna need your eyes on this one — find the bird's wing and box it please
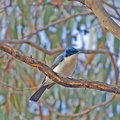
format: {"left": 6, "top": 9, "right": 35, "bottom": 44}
{"left": 42, "top": 53, "right": 64, "bottom": 84}
{"left": 30, "top": 53, "right": 65, "bottom": 101}
{"left": 50, "top": 53, "right": 64, "bottom": 69}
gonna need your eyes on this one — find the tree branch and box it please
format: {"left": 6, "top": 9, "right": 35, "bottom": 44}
{"left": 2, "top": 40, "right": 65, "bottom": 55}
{"left": 23, "top": 11, "right": 92, "bottom": 38}
{"left": 0, "top": 42, "right": 119, "bottom": 94}
{"left": 1, "top": 40, "right": 118, "bottom": 57}
{"left": 73, "top": 0, "right": 120, "bottom": 39}
{"left": 41, "top": 94, "right": 115, "bottom": 117}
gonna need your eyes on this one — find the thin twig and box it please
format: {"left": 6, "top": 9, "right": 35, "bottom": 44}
{"left": 75, "top": 0, "right": 120, "bottom": 39}
{"left": 111, "top": 0, "right": 120, "bottom": 18}
{"left": 2, "top": 40, "right": 64, "bottom": 55}
{"left": 40, "top": 94, "right": 115, "bottom": 117}
{"left": 0, "top": 80, "right": 37, "bottom": 91}
{"left": 1, "top": 40, "right": 119, "bottom": 57}
{"left": 23, "top": 11, "right": 92, "bottom": 38}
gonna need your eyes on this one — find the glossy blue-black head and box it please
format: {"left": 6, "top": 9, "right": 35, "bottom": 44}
{"left": 64, "top": 47, "right": 78, "bottom": 57}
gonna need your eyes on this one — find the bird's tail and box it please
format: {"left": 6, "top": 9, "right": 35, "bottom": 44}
{"left": 29, "top": 85, "right": 48, "bottom": 102}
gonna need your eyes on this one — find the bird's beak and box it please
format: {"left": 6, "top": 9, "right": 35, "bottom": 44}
{"left": 77, "top": 50, "right": 82, "bottom": 54}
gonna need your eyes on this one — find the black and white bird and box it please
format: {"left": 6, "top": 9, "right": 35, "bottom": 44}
{"left": 30, "top": 47, "right": 79, "bottom": 102}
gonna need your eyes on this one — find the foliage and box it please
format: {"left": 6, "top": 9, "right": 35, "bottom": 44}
{"left": 0, "top": 0, "right": 120, "bottom": 119}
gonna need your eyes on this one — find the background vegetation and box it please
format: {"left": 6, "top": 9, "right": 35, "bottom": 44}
{"left": 0, "top": 0, "right": 120, "bottom": 119}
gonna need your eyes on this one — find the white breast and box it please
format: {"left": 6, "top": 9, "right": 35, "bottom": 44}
{"left": 53, "top": 54, "right": 77, "bottom": 76}
{"left": 44, "top": 54, "right": 78, "bottom": 85}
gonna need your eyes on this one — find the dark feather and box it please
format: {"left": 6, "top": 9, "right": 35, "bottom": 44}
{"left": 29, "top": 85, "right": 48, "bottom": 102}
{"left": 30, "top": 53, "right": 64, "bottom": 102}
{"left": 42, "top": 53, "right": 64, "bottom": 84}
{"left": 50, "top": 53, "right": 64, "bottom": 69}
{"left": 30, "top": 47, "right": 78, "bottom": 102}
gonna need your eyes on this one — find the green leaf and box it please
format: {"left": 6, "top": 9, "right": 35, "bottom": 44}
{"left": 0, "top": 108, "right": 7, "bottom": 120}
{"left": 114, "top": 37, "right": 120, "bottom": 54}
{"left": 98, "top": 36, "right": 106, "bottom": 44}
{"left": 74, "top": 104, "right": 80, "bottom": 113}
{"left": 78, "top": 17, "right": 85, "bottom": 26}
{"left": 50, "top": 24, "right": 62, "bottom": 48}
{"left": 87, "top": 68, "right": 94, "bottom": 79}
{"left": 17, "top": 0, "right": 25, "bottom": 13}
{"left": 10, "top": 94, "right": 21, "bottom": 113}
{"left": 66, "top": 18, "right": 75, "bottom": 30}
{"left": 44, "top": 6, "right": 54, "bottom": 25}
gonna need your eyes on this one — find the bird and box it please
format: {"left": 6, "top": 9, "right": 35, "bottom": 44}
{"left": 30, "top": 47, "right": 79, "bottom": 102}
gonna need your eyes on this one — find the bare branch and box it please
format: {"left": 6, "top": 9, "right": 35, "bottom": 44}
{"left": 2, "top": 40, "right": 65, "bottom": 55}
{"left": 41, "top": 94, "right": 115, "bottom": 117}
{"left": 111, "top": 0, "right": 120, "bottom": 18}
{"left": 0, "top": 42, "right": 119, "bottom": 94}
{"left": 74, "top": 0, "right": 120, "bottom": 39}
{"left": 0, "top": 79, "right": 37, "bottom": 91}
{"left": 2, "top": 40, "right": 118, "bottom": 57}
{"left": 23, "top": 11, "right": 92, "bottom": 38}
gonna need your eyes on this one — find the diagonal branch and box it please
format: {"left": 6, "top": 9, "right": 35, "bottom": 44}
{"left": 41, "top": 94, "right": 115, "bottom": 117}
{"left": 0, "top": 42, "right": 119, "bottom": 94}
{"left": 23, "top": 11, "right": 92, "bottom": 38}
{"left": 72, "top": 0, "right": 120, "bottom": 39}
{"left": 2, "top": 39, "right": 65, "bottom": 55}
{"left": 1, "top": 40, "right": 118, "bottom": 57}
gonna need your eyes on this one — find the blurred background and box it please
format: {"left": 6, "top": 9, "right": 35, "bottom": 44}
{"left": 0, "top": 0, "right": 120, "bottom": 119}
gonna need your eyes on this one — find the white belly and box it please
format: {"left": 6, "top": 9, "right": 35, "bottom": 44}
{"left": 44, "top": 54, "right": 77, "bottom": 85}
{"left": 53, "top": 54, "right": 77, "bottom": 76}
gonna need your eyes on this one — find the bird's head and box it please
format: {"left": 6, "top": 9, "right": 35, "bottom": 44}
{"left": 64, "top": 47, "right": 79, "bottom": 57}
